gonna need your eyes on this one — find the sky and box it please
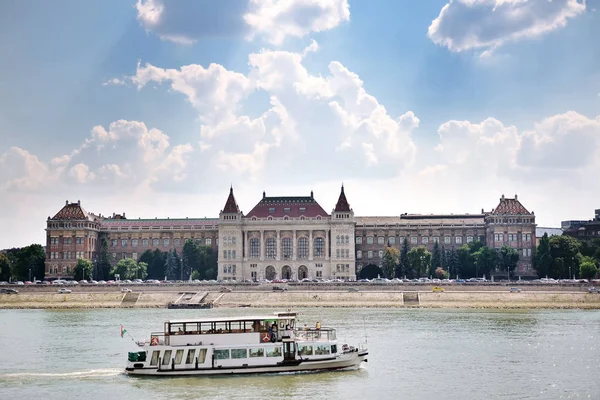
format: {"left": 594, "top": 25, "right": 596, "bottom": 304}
{"left": 1, "top": 0, "right": 599, "bottom": 249}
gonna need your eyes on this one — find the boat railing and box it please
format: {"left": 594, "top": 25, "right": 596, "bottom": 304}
{"left": 294, "top": 327, "right": 336, "bottom": 341}
{"left": 150, "top": 332, "right": 169, "bottom": 346}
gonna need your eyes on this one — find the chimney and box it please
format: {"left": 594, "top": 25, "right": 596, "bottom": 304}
{"left": 263, "top": 191, "right": 266, "bottom": 199}
{"left": 501, "top": 194, "right": 505, "bottom": 201}
{"left": 78, "top": 200, "right": 80, "bottom": 205}
{"left": 514, "top": 194, "right": 518, "bottom": 200}
{"left": 66, "top": 200, "right": 69, "bottom": 205}
{"left": 113, "top": 212, "right": 116, "bottom": 218}
{"left": 311, "top": 190, "right": 314, "bottom": 199}
{"left": 123, "top": 212, "right": 126, "bottom": 218}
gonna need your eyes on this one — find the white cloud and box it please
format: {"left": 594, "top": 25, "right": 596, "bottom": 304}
{"left": 0, "top": 147, "right": 49, "bottom": 191}
{"left": 428, "top": 0, "right": 586, "bottom": 54}
{"left": 102, "top": 78, "right": 127, "bottom": 86}
{"left": 135, "top": 0, "right": 349, "bottom": 46}
{"left": 244, "top": 0, "right": 350, "bottom": 45}
{"left": 68, "top": 163, "right": 95, "bottom": 184}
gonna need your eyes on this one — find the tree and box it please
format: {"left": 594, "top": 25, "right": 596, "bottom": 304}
{"left": 165, "top": 249, "right": 182, "bottom": 280}
{"left": 382, "top": 246, "right": 400, "bottom": 279}
{"left": 97, "top": 238, "right": 112, "bottom": 281}
{"left": 134, "top": 261, "right": 148, "bottom": 280}
{"left": 579, "top": 257, "right": 598, "bottom": 279}
{"left": 456, "top": 245, "right": 474, "bottom": 278}
{"left": 0, "top": 253, "right": 12, "bottom": 281}
{"left": 407, "top": 246, "right": 432, "bottom": 277}
{"left": 147, "top": 249, "right": 167, "bottom": 279}
{"left": 399, "top": 238, "right": 410, "bottom": 278}
{"left": 10, "top": 244, "right": 45, "bottom": 281}
{"left": 535, "top": 233, "right": 552, "bottom": 278}
{"left": 359, "top": 264, "right": 384, "bottom": 280}
{"left": 447, "top": 249, "right": 460, "bottom": 279}
{"left": 73, "top": 259, "right": 93, "bottom": 281}
{"left": 548, "top": 235, "right": 581, "bottom": 279}
{"left": 431, "top": 242, "right": 442, "bottom": 276}
{"left": 472, "top": 246, "right": 498, "bottom": 278}
{"left": 110, "top": 258, "right": 147, "bottom": 280}
{"left": 498, "top": 245, "right": 519, "bottom": 280}
{"left": 434, "top": 267, "right": 449, "bottom": 279}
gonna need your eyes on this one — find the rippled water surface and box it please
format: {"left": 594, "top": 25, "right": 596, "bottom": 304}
{"left": 1, "top": 308, "right": 599, "bottom": 399}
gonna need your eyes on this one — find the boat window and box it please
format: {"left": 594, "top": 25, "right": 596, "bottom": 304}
{"left": 315, "top": 345, "right": 330, "bottom": 355}
{"left": 214, "top": 349, "right": 230, "bottom": 360}
{"left": 329, "top": 329, "right": 336, "bottom": 340}
{"left": 185, "top": 323, "right": 200, "bottom": 334}
{"left": 331, "top": 344, "right": 337, "bottom": 354}
{"left": 231, "top": 349, "right": 247, "bottom": 359}
{"left": 266, "top": 346, "right": 282, "bottom": 357}
{"left": 200, "top": 323, "right": 211, "bottom": 334}
{"left": 249, "top": 348, "right": 264, "bottom": 358}
{"left": 150, "top": 351, "right": 160, "bottom": 366}
{"left": 175, "top": 349, "right": 184, "bottom": 364}
{"left": 185, "top": 349, "right": 196, "bottom": 364}
{"left": 170, "top": 323, "right": 185, "bottom": 335}
{"left": 298, "top": 345, "right": 313, "bottom": 356}
{"left": 162, "top": 350, "right": 172, "bottom": 365}
{"left": 198, "top": 348, "right": 207, "bottom": 363}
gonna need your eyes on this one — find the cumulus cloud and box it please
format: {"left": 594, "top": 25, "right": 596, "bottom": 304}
{"left": 135, "top": 0, "right": 349, "bottom": 45}
{"left": 128, "top": 41, "right": 419, "bottom": 183}
{"left": 428, "top": 0, "right": 586, "bottom": 54}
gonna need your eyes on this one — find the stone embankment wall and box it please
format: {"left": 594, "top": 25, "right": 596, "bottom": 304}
{"left": 1, "top": 289, "right": 600, "bottom": 309}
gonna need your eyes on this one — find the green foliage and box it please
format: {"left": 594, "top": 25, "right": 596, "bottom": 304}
{"left": 0, "top": 252, "right": 12, "bottom": 281}
{"left": 96, "top": 238, "right": 112, "bottom": 281}
{"left": 382, "top": 246, "right": 400, "bottom": 279}
{"left": 498, "top": 245, "right": 519, "bottom": 279}
{"left": 407, "top": 246, "right": 432, "bottom": 278}
{"left": 182, "top": 240, "right": 217, "bottom": 280}
{"left": 165, "top": 249, "right": 182, "bottom": 280}
{"left": 431, "top": 242, "right": 442, "bottom": 274}
{"left": 3, "top": 244, "right": 46, "bottom": 281}
{"left": 73, "top": 259, "right": 93, "bottom": 281}
{"left": 446, "top": 249, "right": 460, "bottom": 279}
{"left": 204, "top": 268, "right": 217, "bottom": 280}
{"left": 535, "top": 233, "right": 552, "bottom": 278}
{"left": 456, "top": 245, "right": 474, "bottom": 278}
{"left": 359, "top": 264, "right": 383, "bottom": 280}
{"left": 579, "top": 259, "right": 598, "bottom": 279}
{"left": 434, "top": 267, "right": 449, "bottom": 279}
{"left": 110, "top": 258, "right": 148, "bottom": 280}
{"left": 399, "top": 238, "right": 410, "bottom": 278}
{"left": 147, "top": 248, "right": 167, "bottom": 279}
{"left": 472, "top": 246, "right": 498, "bottom": 278}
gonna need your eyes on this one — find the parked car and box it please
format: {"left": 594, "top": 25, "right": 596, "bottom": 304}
{"left": 432, "top": 286, "right": 445, "bottom": 293}
{"left": 588, "top": 287, "right": 598, "bottom": 293}
{"left": 219, "top": 287, "right": 232, "bottom": 293}
{"left": 272, "top": 286, "right": 288, "bottom": 291}
{"left": 57, "top": 288, "right": 72, "bottom": 293}
{"left": 0, "top": 288, "right": 19, "bottom": 294}
{"left": 121, "top": 288, "right": 133, "bottom": 293}
{"left": 510, "top": 287, "right": 522, "bottom": 293}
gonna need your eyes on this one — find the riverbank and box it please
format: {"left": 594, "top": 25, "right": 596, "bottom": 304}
{"left": 2, "top": 289, "right": 600, "bottom": 309}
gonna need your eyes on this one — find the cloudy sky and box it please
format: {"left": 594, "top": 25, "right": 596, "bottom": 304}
{"left": 1, "top": 0, "right": 599, "bottom": 249}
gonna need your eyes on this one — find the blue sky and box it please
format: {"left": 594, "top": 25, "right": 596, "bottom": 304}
{"left": 1, "top": 0, "right": 599, "bottom": 248}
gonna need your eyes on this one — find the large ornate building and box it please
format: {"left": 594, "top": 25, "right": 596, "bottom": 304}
{"left": 44, "top": 187, "right": 537, "bottom": 280}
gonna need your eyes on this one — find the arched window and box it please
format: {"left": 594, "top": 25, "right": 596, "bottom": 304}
{"left": 298, "top": 237, "right": 308, "bottom": 259}
{"left": 282, "top": 238, "right": 292, "bottom": 259}
{"left": 266, "top": 238, "right": 276, "bottom": 259}
{"left": 314, "top": 237, "right": 325, "bottom": 257}
{"left": 249, "top": 238, "right": 260, "bottom": 258}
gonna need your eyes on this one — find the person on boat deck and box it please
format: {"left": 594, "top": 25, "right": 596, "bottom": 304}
{"left": 316, "top": 321, "right": 321, "bottom": 330}
{"left": 270, "top": 323, "right": 278, "bottom": 342}
{"left": 178, "top": 327, "right": 183, "bottom": 334}
{"left": 284, "top": 324, "right": 293, "bottom": 339}
{"left": 303, "top": 324, "right": 309, "bottom": 331}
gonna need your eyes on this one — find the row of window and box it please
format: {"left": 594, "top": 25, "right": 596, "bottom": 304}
{"left": 49, "top": 251, "right": 90, "bottom": 260}
{"left": 494, "top": 233, "right": 532, "bottom": 242}
{"left": 222, "top": 236, "right": 237, "bottom": 246}
{"left": 48, "top": 222, "right": 96, "bottom": 229}
{"left": 335, "top": 264, "right": 351, "bottom": 273}
{"left": 112, "top": 252, "right": 138, "bottom": 260}
{"left": 49, "top": 237, "right": 88, "bottom": 245}
{"left": 223, "top": 265, "right": 236, "bottom": 274}
{"left": 356, "top": 235, "right": 483, "bottom": 245}
{"left": 223, "top": 250, "right": 237, "bottom": 259}
{"left": 491, "top": 218, "right": 534, "bottom": 224}
{"left": 336, "top": 235, "right": 350, "bottom": 245}
{"left": 47, "top": 265, "right": 71, "bottom": 274}
{"left": 111, "top": 238, "right": 213, "bottom": 248}
{"left": 249, "top": 237, "right": 325, "bottom": 259}
{"left": 335, "top": 249, "right": 350, "bottom": 259}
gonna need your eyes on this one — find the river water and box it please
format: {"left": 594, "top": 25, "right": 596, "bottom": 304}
{"left": 1, "top": 308, "right": 599, "bottom": 399}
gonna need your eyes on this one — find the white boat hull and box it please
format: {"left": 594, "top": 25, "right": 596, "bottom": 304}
{"left": 125, "top": 350, "right": 368, "bottom": 377}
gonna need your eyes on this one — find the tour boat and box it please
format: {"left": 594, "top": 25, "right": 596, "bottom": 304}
{"left": 124, "top": 311, "right": 368, "bottom": 376}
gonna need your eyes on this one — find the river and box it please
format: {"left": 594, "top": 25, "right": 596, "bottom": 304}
{"left": 0, "top": 308, "right": 599, "bottom": 399}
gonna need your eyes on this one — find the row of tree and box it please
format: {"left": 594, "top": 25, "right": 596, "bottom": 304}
{"left": 535, "top": 234, "right": 599, "bottom": 279}
{"left": 365, "top": 239, "right": 520, "bottom": 280}
{"left": 91, "top": 238, "right": 218, "bottom": 281}
{"left": 0, "top": 245, "right": 46, "bottom": 282}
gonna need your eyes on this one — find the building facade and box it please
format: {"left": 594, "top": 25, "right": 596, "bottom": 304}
{"left": 44, "top": 188, "right": 538, "bottom": 280}
{"left": 562, "top": 209, "right": 600, "bottom": 240}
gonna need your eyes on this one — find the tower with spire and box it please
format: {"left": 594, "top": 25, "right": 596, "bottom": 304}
{"left": 330, "top": 184, "right": 356, "bottom": 279}
{"left": 218, "top": 186, "right": 243, "bottom": 281}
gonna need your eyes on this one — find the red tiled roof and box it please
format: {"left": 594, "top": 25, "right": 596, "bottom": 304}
{"left": 51, "top": 201, "right": 97, "bottom": 221}
{"left": 491, "top": 195, "right": 532, "bottom": 215}
{"left": 245, "top": 194, "right": 329, "bottom": 218}
{"left": 222, "top": 187, "right": 240, "bottom": 214}
{"left": 334, "top": 185, "right": 351, "bottom": 212}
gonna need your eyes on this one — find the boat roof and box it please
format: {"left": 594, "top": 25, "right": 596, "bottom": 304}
{"left": 167, "top": 313, "right": 297, "bottom": 324}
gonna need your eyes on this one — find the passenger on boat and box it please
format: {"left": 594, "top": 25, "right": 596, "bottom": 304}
{"left": 269, "top": 323, "right": 278, "bottom": 342}
{"left": 283, "top": 324, "right": 293, "bottom": 339}
{"left": 316, "top": 321, "right": 321, "bottom": 330}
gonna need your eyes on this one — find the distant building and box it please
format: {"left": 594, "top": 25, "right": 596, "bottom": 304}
{"left": 43, "top": 189, "right": 538, "bottom": 280}
{"left": 562, "top": 209, "right": 600, "bottom": 240}
{"left": 536, "top": 227, "right": 563, "bottom": 246}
